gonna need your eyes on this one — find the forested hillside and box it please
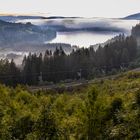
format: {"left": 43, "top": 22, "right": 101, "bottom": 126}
{"left": 1, "top": 72, "right": 140, "bottom": 139}
{"left": 0, "top": 34, "right": 137, "bottom": 86}
{"left": 132, "top": 23, "right": 140, "bottom": 47}
{"left": 0, "top": 20, "right": 56, "bottom": 47}
{"left": 0, "top": 15, "right": 140, "bottom": 140}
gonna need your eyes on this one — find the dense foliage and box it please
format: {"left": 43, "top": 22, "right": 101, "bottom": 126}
{"left": 132, "top": 23, "right": 140, "bottom": 47}
{"left": 0, "top": 34, "right": 137, "bottom": 86}
{"left": 0, "top": 59, "right": 20, "bottom": 86}
{"left": 1, "top": 72, "right": 140, "bottom": 139}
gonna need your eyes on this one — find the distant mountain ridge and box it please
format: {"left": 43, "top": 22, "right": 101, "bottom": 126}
{"left": 0, "top": 15, "right": 81, "bottom": 22}
{"left": 124, "top": 13, "right": 140, "bottom": 20}
{"left": 0, "top": 15, "right": 44, "bottom": 22}
{"left": 0, "top": 13, "right": 140, "bottom": 22}
{"left": 0, "top": 15, "right": 127, "bottom": 36}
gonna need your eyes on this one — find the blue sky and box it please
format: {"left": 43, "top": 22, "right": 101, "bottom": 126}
{"left": 0, "top": 0, "right": 139, "bottom": 17}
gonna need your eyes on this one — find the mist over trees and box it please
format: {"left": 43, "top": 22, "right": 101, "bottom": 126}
{"left": 21, "top": 34, "right": 137, "bottom": 85}
{"left": 0, "top": 34, "right": 137, "bottom": 86}
{"left": 0, "top": 20, "right": 56, "bottom": 47}
{"left": 0, "top": 18, "right": 140, "bottom": 140}
{"left": 0, "top": 22, "right": 139, "bottom": 86}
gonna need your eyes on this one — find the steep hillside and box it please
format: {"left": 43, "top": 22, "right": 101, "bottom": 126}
{"left": 0, "top": 20, "right": 56, "bottom": 47}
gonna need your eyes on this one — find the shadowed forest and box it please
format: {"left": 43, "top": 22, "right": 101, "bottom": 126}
{"left": 0, "top": 34, "right": 138, "bottom": 86}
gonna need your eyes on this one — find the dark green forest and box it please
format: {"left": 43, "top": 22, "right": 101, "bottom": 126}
{"left": 22, "top": 34, "right": 137, "bottom": 84}
{"left": 0, "top": 34, "right": 138, "bottom": 86}
{"left": 0, "top": 24, "right": 140, "bottom": 86}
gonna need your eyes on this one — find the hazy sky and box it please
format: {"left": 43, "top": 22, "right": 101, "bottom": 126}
{"left": 0, "top": 0, "right": 140, "bottom": 18}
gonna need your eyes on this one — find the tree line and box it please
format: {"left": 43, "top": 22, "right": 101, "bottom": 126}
{"left": 0, "top": 34, "right": 137, "bottom": 86}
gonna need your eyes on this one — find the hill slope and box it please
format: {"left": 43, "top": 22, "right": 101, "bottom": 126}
{"left": 1, "top": 71, "right": 140, "bottom": 139}
{"left": 124, "top": 13, "right": 140, "bottom": 20}
{"left": 0, "top": 19, "right": 56, "bottom": 47}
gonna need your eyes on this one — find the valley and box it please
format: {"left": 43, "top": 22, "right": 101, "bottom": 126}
{"left": 0, "top": 0, "right": 140, "bottom": 138}
{"left": 0, "top": 14, "right": 139, "bottom": 64}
